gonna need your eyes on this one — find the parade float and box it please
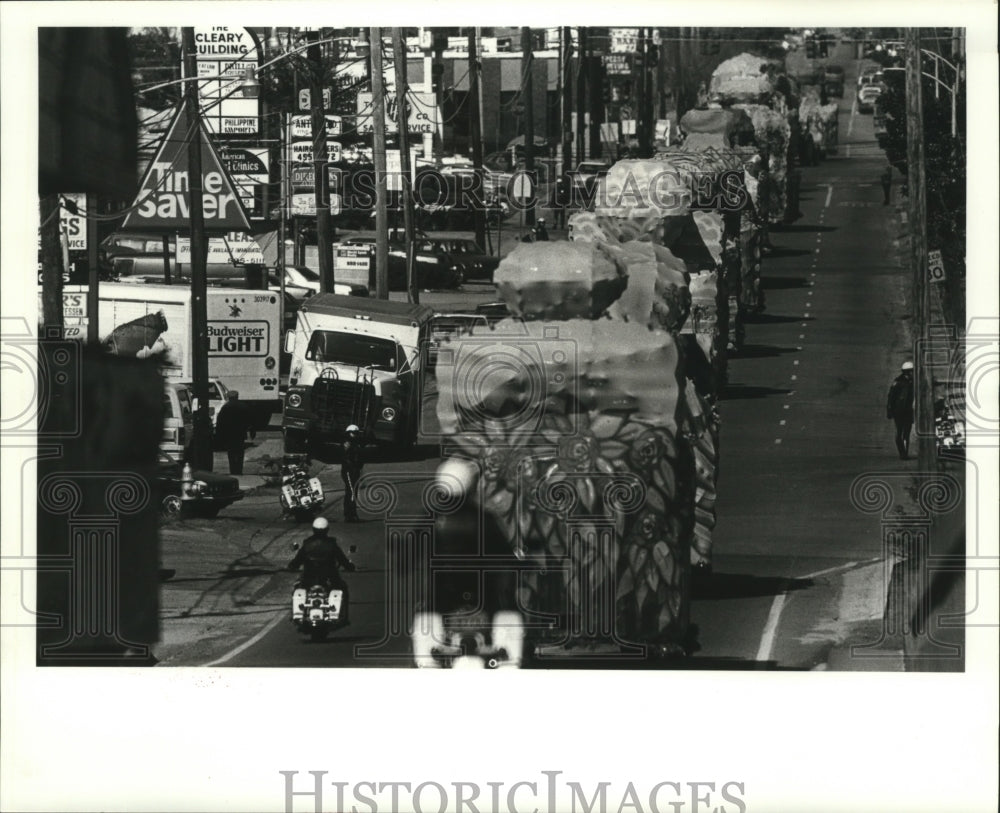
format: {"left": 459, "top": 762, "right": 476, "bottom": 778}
{"left": 435, "top": 241, "right": 707, "bottom": 656}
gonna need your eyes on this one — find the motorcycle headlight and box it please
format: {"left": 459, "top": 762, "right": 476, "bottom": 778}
{"left": 381, "top": 406, "right": 397, "bottom": 422}
{"left": 265, "top": 356, "right": 276, "bottom": 370}
{"left": 287, "top": 393, "right": 302, "bottom": 408}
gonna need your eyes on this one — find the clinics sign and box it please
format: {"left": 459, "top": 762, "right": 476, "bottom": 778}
{"left": 121, "top": 105, "right": 252, "bottom": 232}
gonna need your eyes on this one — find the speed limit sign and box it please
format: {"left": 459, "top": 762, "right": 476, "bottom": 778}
{"left": 928, "top": 249, "right": 946, "bottom": 284}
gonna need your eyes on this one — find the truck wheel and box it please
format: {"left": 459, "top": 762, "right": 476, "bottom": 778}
{"left": 284, "top": 428, "right": 308, "bottom": 455}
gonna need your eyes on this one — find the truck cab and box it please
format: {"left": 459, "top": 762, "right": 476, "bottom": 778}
{"left": 282, "top": 295, "right": 435, "bottom": 455}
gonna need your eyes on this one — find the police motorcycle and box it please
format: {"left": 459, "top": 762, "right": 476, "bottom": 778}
{"left": 279, "top": 456, "right": 325, "bottom": 521}
{"left": 411, "top": 610, "right": 524, "bottom": 669}
{"left": 289, "top": 521, "right": 355, "bottom": 643}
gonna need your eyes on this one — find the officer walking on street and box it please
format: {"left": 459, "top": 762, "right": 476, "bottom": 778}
{"left": 886, "top": 361, "right": 915, "bottom": 459}
{"left": 880, "top": 164, "right": 893, "bottom": 205}
{"left": 341, "top": 424, "right": 366, "bottom": 522}
{"left": 214, "top": 390, "right": 253, "bottom": 475}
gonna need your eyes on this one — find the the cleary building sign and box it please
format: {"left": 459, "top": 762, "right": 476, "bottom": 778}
{"left": 122, "top": 105, "right": 251, "bottom": 232}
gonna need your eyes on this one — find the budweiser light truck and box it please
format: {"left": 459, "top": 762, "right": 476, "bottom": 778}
{"left": 62, "top": 283, "right": 282, "bottom": 425}
{"left": 282, "top": 294, "right": 435, "bottom": 455}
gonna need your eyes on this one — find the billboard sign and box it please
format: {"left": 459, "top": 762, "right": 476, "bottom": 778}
{"left": 176, "top": 233, "right": 264, "bottom": 265}
{"left": 290, "top": 114, "right": 342, "bottom": 139}
{"left": 290, "top": 141, "right": 343, "bottom": 163}
{"left": 195, "top": 26, "right": 261, "bottom": 136}
{"left": 61, "top": 193, "right": 87, "bottom": 250}
{"left": 121, "top": 105, "right": 252, "bottom": 232}
{"left": 610, "top": 28, "right": 641, "bottom": 53}
{"left": 217, "top": 145, "right": 269, "bottom": 218}
{"left": 356, "top": 92, "right": 437, "bottom": 135}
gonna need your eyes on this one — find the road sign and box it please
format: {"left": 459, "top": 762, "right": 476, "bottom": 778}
{"left": 298, "top": 88, "right": 332, "bottom": 111}
{"left": 121, "top": 105, "right": 252, "bottom": 232}
{"left": 511, "top": 173, "right": 533, "bottom": 201}
{"left": 928, "top": 249, "right": 946, "bottom": 284}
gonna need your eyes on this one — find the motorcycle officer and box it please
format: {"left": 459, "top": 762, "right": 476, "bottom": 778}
{"left": 288, "top": 517, "right": 356, "bottom": 623}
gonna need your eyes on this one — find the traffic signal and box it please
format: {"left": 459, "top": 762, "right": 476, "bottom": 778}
{"left": 602, "top": 76, "right": 612, "bottom": 103}
{"left": 431, "top": 62, "right": 444, "bottom": 94}
{"left": 806, "top": 36, "right": 817, "bottom": 58}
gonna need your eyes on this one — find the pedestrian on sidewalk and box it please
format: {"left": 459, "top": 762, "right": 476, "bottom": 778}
{"left": 214, "top": 390, "right": 252, "bottom": 474}
{"left": 534, "top": 217, "right": 549, "bottom": 241}
{"left": 886, "top": 361, "right": 915, "bottom": 459}
{"left": 340, "top": 424, "right": 366, "bottom": 522}
{"left": 880, "top": 164, "right": 893, "bottom": 205}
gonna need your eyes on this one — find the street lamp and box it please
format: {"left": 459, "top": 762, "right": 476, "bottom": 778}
{"left": 240, "top": 66, "right": 261, "bottom": 98}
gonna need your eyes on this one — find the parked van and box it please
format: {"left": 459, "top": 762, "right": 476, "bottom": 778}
{"left": 162, "top": 382, "right": 194, "bottom": 462}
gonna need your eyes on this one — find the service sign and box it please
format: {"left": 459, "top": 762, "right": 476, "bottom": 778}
{"left": 290, "top": 114, "right": 343, "bottom": 140}
{"left": 356, "top": 92, "right": 437, "bottom": 135}
{"left": 60, "top": 193, "right": 87, "bottom": 250}
{"left": 195, "top": 26, "right": 261, "bottom": 136}
{"left": 121, "top": 105, "right": 252, "bottom": 232}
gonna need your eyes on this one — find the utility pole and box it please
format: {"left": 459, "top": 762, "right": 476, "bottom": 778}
{"left": 279, "top": 112, "right": 288, "bottom": 308}
{"left": 393, "top": 28, "right": 418, "bottom": 304}
{"left": 182, "top": 27, "right": 212, "bottom": 471}
{"left": 521, "top": 26, "right": 535, "bottom": 227}
{"left": 308, "top": 29, "right": 334, "bottom": 292}
{"left": 639, "top": 28, "right": 654, "bottom": 157}
{"left": 561, "top": 27, "right": 573, "bottom": 177}
{"left": 905, "top": 28, "right": 933, "bottom": 472}
{"left": 87, "top": 199, "right": 99, "bottom": 341}
{"left": 467, "top": 29, "right": 487, "bottom": 251}
{"left": 39, "top": 195, "right": 63, "bottom": 331}
{"left": 576, "top": 27, "right": 587, "bottom": 164}
{"left": 370, "top": 27, "right": 389, "bottom": 299}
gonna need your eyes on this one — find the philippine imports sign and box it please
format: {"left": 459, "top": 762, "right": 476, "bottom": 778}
{"left": 195, "top": 26, "right": 262, "bottom": 136}
{"left": 120, "top": 105, "right": 252, "bottom": 232}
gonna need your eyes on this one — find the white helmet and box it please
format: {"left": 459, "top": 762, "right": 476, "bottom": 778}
{"left": 345, "top": 424, "right": 360, "bottom": 434}
{"left": 435, "top": 458, "right": 479, "bottom": 499}
{"left": 312, "top": 517, "right": 329, "bottom": 532}
{"left": 901, "top": 361, "right": 914, "bottom": 371}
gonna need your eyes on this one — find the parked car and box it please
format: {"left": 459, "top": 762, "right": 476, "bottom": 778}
{"left": 424, "top": 237, "right": 500, "bottom": 283}
{"left": 336, "top": 236, "right": 464, "bottom": 290}
{"left": 427, "top": 313, "right": 490, "bottom": 369}
{"left": 180, "top": 378, "right": 230, "bottom": 429}
{"left": 473, "top": 301, "right": 513, "bottom": 325}
{"left": 156, "top": 451, "right": 244, "bottom": 518}
{"left": 161, "top": 382, "right": 194, "bottom": 462}
{"left": 857, "top": 80, "right": 882, "bottom": 113}
{"left": 571, "top": 161, "right": 611, "bottom": 189}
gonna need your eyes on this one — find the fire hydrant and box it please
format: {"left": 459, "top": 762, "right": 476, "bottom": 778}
{"left": 181, "top": 462, "right": 197, "bottom": 501}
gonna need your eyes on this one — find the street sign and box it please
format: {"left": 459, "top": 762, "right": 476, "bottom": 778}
{"left": 928, "top": 249, "right": 946, "bottom": 284}
{"left": 511, "top": 174, "right": 533, "bottom": 201}
{"left": 298, "top": 87, "right": 333, "bottom": 111}
{"left": 121, "top": 105, "right": 252, "bottom": 232}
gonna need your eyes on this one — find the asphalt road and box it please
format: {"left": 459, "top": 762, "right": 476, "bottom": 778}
{"left": 154, "top": 51, "right": 912, "bottom": 670}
